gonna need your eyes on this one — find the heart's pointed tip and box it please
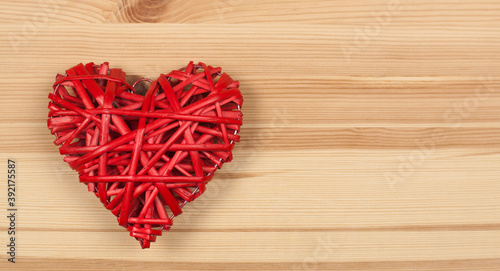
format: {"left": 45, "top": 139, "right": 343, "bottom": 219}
{"left": 139, "top": 241, "right": 150, "bottom": 249}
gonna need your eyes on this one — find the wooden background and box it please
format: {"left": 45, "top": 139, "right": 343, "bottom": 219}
{"left": 1, "top": 0, "right": 500, "bottom": 270}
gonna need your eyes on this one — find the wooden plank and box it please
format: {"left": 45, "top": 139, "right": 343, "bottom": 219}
{"left": 0, "top": 0, "right": 499, "bottom": 26}
{"left": 4, "top": 230, "right": 500, "bottom": 270}
{"left": 2, "top": 24, "right": 500, "bottom": 128}
{"left": 0, "top": 2, "right": 500, "bottom": 270}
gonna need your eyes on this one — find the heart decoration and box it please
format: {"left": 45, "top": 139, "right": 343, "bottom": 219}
{"left": 47, "top": 62, "right": 243, "bottom": 248}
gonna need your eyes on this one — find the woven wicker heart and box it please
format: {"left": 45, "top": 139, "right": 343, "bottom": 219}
{"left": 47, "top": 62, "right": 243, "bottom": 248}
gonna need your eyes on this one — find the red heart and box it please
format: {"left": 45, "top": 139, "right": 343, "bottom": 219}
{"left": 47, "top": 62, "right": 243, "bottom": 248}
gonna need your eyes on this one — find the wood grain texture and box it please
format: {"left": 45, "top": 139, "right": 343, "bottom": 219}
{"left": 1, "top": 0, "right": 500, "bottom": 25}
{"left": 0, "top": 0, "right": 500, "bottom": 270}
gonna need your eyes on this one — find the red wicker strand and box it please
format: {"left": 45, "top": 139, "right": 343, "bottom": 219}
{"left": 47, "top": 62, "right": 243, "bottom": 248}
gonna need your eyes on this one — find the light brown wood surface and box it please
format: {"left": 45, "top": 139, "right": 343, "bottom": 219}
{"left": 1, "top": 0, "right": 500, "bottom": 270}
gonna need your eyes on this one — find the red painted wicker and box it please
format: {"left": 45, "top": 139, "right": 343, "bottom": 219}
{"left": 47, "top": 62, "right": 243, "bottom": 248}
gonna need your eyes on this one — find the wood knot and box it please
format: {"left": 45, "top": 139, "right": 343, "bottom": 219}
{"left": 115, "top": 0, "right": 169, "bottom": 23}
